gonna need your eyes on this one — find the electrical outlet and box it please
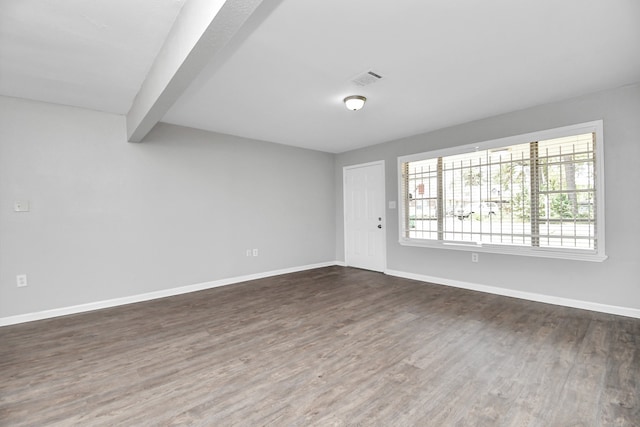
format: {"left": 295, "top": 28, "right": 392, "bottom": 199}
{"left": 246, "top": 249, "right": 252, "bottom": 257}
{"left": 471, "top": 253, "right": 479, "bottom": 263}
{"left": 16, "top": 274, "right": 28, "bottom": 287}
{"left": 252, "top": 248, "right": 258, "bottom": 257}
{"left": 14, "top": 200, "right": 30, "bottom": 212}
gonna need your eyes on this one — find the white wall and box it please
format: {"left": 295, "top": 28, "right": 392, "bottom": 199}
{"left": 335, "top": 83, "right": 640, "bottom": 312}
{"left": 0, "top": 96, "right": 336, "bottom": 319}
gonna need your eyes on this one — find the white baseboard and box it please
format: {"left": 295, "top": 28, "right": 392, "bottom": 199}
{"left": 5, "top": 263, "right": 637, "bottom": 327}
{"left": 0, "top": 261, "right": 341, "bottom": 327}
{"left": 385, "top": 269, "right": 640, "bottom": 319}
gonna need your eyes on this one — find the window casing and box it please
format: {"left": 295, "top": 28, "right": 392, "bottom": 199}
{"left": 398, "top": 121, "right": 606, "bottom": 261}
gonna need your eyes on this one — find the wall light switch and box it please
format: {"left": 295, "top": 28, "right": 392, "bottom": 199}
{"left": 14, "top": 200, "right": 30, "bottom": 212}
{"left": 17, "top": 274, "right": 28, "bottom": 287}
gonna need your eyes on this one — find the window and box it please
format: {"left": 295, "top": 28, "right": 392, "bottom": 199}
{"left": 398, "top": 121, "right": 606, "bottom": 261}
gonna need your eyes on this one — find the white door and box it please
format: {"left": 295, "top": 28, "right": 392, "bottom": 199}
{"left": 344, "top": 161, "right": 386, "bottom": 272}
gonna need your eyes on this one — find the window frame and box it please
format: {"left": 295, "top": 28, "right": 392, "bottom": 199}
{"left": 397, "top": 120, "right": 607, "bottom": 262}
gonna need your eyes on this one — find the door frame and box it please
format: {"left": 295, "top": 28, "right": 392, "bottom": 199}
{"left": 343, "top": 160, "right": 387, "bottom": 272}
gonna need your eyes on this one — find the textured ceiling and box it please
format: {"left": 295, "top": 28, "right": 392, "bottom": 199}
{"left": 2, "top": 0, "right": 639, "bottom": 153}
{"left": 163, "top": 0, "right": 640, "bottom": 152}
{"left": 0, "top": 0, "right": 185, "bottom": 113}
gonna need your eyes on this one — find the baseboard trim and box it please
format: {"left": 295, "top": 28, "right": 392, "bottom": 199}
{"left": 6, "top": 263, "right": 636, "bottom": 326}
{"left": 385, "top": 269, "right": 640, "bottom": 319}
{"left": 0, "top": 261, "right": 341, "bottom": 327}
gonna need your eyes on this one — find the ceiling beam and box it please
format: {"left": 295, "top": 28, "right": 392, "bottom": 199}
{"left": 126, "top": 0, "right": 274, "bottom": 142}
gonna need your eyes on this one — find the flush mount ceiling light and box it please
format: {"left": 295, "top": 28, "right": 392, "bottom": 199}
{"left": 344, "top": 95, "right": 366, "bottom": 111}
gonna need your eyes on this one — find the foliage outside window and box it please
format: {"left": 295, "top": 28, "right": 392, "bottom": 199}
{"left": 398, "top": 121, "right": 606, "bottom": 261}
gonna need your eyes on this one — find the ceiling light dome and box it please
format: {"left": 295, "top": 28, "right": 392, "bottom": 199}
{"left": 344, "top": 95, "right": 366, "bottom": 111}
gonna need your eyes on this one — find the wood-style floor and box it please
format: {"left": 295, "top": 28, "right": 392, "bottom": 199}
{"left": 1, "top": 266, "right": 639, "bottom": 426}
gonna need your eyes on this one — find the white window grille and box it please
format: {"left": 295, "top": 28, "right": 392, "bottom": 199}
{"left": 398, "top": 121, "right": 606, "bottom": 261}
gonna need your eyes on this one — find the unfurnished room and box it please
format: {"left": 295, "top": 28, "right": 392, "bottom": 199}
{"left": 1, "top": 0, "right": 639, "bottom": 425}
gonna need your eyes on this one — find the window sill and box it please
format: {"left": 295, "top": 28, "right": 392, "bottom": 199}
{"left": 398, "top": 238, "right": 608, "bottom": 262}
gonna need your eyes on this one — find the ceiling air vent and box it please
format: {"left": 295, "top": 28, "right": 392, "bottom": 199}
{"left": 350, "top": 70, "right": 383, "bottom": 87}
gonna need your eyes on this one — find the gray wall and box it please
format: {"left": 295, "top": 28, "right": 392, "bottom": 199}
{"left": 2, "top": 83, "right": 638, "bottom": 319}
{"left": 335, "top": 83, "right": 640, "bottom": 310}
{"left": 0, "top": 96, "right": 336, "bottom": 318}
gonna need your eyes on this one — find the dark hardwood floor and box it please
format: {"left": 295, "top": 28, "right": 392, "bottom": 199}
{"left": 1, "top": 266, "right": 639, "bottom": 426}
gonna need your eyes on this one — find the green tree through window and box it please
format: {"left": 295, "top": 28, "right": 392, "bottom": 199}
{"left": 399, "top": 121, "right": 604, "bottom": 260}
